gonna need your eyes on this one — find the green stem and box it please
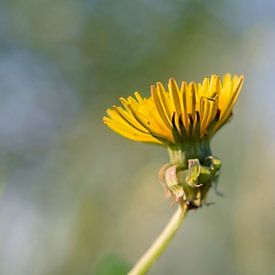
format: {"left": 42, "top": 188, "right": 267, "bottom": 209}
{"left": 128, "top": 204, "right": 188, "bottom": 275}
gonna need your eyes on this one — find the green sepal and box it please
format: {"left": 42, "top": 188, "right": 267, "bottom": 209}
{"left": 198, "top": 166, "right": 212, "bottom": 185}
{"left": 203, "top": 156, "right": 222, "bottom": 178}
{"left": 177, "top": 170, "right": 196, "bottom": 201}
{"left": 188, "top": 159, "right": 201, "bottom": 180}
{"left": 186, "top": 159, "right": 201, "bottom": 187}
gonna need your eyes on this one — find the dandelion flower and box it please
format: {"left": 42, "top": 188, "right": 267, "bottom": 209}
{"left": 103, "top": 73, "right": 244, "bottom": 274}
{"left": 104, "top": 74, "right": 244, "bottom": 208}
{"left": 104, "top": 74, "right": 243, "bottom": 161}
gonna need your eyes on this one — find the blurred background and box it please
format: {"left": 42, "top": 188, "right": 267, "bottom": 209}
{"left": 0, "top": 0, "right": 274, "bottom": 274}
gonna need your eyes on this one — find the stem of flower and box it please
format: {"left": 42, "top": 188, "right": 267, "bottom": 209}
{"left": 128, "top": 204, "right": 188, "bottom": 275}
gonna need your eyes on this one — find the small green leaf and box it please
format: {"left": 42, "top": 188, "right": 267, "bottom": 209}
{"left": 94, "top": 254, "right": 130, "bottom": 275}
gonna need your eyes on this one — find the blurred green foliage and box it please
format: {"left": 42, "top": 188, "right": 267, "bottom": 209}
{"left": 94, "top": 254, "right": 130, "bottom": 275}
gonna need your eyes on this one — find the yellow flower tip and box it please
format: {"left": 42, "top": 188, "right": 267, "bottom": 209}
{"left": 224, "top": 72, "right": 231, "bottom": 78}
{"left": 103, "top": 116, "right": 111, "bottom": 126}
{"left": 238, "top": 75, "right": 245, "bottom": 84}
{"left": 156, "top": 82, "right": 164, "bottom": 92}
{"left": 168, "top": 77, "right": 177, "bottom": 86}
{"left": 134, "top": 91, "right": 143, "bottom": 102}
{"left": 151, "top": 84, "right": 158, "bottom": 92}
{"left": 104, "top": 73, "right": 244, "bottom": 150}
{"left": 210, "top": 74, "right": 219, "bottom": 80}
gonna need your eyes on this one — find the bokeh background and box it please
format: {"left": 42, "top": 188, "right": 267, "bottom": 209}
{"left": 0, "top": 0, "right": 275, "bottom": 274}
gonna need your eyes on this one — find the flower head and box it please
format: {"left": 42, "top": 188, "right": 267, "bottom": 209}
{"left": 104, "top": 74, "right": 244, "bottom": 208}
{"left": 103, "top": 74, "right": 244, "bottom": 150}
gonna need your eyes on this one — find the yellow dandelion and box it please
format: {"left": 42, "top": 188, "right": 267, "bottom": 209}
{"left": 104, "top": 74, "right": 243, "bottom": 154}
{"left": 103, "top": 73, "right": 245, "bottom": 274}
